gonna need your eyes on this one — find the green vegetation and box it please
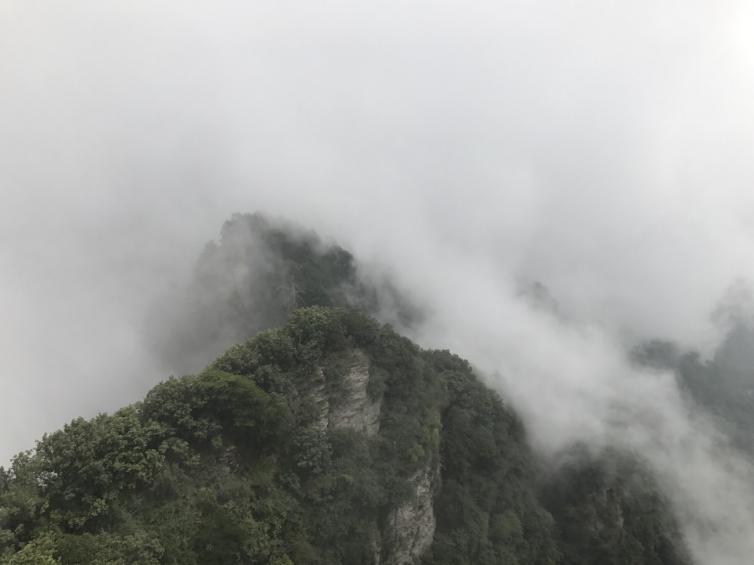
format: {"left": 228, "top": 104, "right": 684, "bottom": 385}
{"left": 147, "top": 213, "right": 417, "bottom": 376}
{"left": 541, "top": 447, "right": 689, "bottom": 565}
{"left": 633, "top": 325, "right": 754, "bottom": 456}
{"left": 0, "top": 217, "right": 691, "bottom": 563}
{"left": 0, "top": 307, "right": 688, "bottom": 564}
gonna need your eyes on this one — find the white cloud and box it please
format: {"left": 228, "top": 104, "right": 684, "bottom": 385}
{"left": 3, "top": 2, "right": 754, "bottom": 561}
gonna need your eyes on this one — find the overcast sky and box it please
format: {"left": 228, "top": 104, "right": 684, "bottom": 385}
{"left": 3, "top": 3, "right": 754, "bottom": 562}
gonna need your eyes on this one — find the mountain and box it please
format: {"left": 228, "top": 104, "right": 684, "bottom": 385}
{"left": 634, "top": 320, "right": 754, "bottom": 456}
{"left": 146, "top": 212, "right": 417, "bottom": 376}
{"left": 0, "top": 215, "right": 689, "bottom": 564}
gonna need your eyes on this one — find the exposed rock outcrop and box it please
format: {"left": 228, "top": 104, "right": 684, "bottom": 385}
{"left": 310, "top": 366, "right": 330, "bottom": 433}
{"left": 382, "top": 459, "right": 438, "bottom": 565}
{"left": 309, "top": 349, "right": 382, "bottom": 436}
{"left": 307, "top": 348, "right": 434, "bottom": 564}
{"left": 329, "top": 349, "right": 381, "bottom": 436}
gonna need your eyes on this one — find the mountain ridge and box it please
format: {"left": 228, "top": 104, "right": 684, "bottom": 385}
{"left": 0, "top": 215, "right": 690, "bottom": 564}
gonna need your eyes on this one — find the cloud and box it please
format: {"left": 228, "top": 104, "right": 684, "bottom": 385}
{"left": 3, "top": 1, "right": 754, "bottom": 562}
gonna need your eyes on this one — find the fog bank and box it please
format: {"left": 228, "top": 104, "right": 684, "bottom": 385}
{"left": 4, "top": 2, "right": 754, "bottom": 562}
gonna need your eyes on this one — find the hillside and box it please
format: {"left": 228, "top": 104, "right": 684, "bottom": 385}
{"left": 146, "top": 212, "right": 416, "bottom": 376}
{"left": 633, "top": 320, "right": 754, "bottom": 457}
{"left": 0, "top": 216, "right": 690, "bottom": 564}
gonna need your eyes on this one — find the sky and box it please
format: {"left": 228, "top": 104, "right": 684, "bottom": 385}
{"left": 3, "top": 2, "right": 754, "bottom": 562}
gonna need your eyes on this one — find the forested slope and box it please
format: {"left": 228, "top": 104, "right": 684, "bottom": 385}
{"left": 0, "top": 215, "right": 689, "bottom": 564}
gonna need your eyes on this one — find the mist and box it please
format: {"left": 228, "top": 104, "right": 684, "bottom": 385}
{"left": 3, "top": 1, "right": 754, "bottom": 563}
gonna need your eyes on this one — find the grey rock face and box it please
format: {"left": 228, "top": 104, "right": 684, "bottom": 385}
{"left": 382, "top": 460, "right": 437, "bottom": 565}
{"left": 308, "top": 349, "right": 381, "bottom": 435}
{"left": 310, "top": 366, "right": 330, "bottom": 433}
{"left": 328, "top": 349, "right": 381, "bottom": 436}
{"left": 309, "top": 349, "right": 433, "bottom": 565}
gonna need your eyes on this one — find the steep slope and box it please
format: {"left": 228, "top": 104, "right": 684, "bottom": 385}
{"left": 633, "top": 322, "right": 754, "bottom": 457}
{"left": 0, "top": 308, "right": 688, "bottom": 564}
{"left": 146, "top": 212, "right": 415, "bottom": 376}
{"left": 0, "top": 215, "right": 691, "bottom": 564}
{"left": 541, "top": 447, "right": 689, "bottom": 565}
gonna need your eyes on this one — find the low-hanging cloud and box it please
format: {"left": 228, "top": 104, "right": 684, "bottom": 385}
{"left": 3, "top": 1, "right": 754, "bottom": 563}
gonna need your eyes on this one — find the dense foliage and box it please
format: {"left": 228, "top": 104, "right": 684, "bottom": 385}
{"left": 1, "top": 307, "right": 688, "bottom": 564}
{"left": 147, "top": 213, "right": 416, "bottom": 376}
{"left": 541, "top": 448, "right": 689, "bottom": 565}
{"left": 1, "top": 216, "right": 691, "bottom": 563}
{"left": 633, "top": 323, "right": 754, "bottom": 456}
